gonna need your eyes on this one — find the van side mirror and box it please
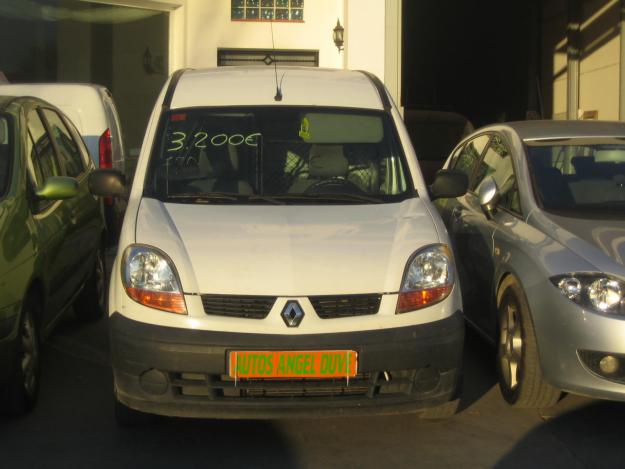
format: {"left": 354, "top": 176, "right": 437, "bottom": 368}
{"left": 429, "top": 169, "right": 468, "bottom": 200}
{"left": 35, "top": 176, "right": 79, "bottom": 200}
{"left": 89, "top": 169, "right": 127, "bottom": 199}
{"left": 477, "top": 176, "right": 499, "bottom": 219}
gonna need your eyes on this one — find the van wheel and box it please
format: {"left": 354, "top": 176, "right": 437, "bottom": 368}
{"left": 1, "top": 298, "right": 41, "bottom": 416}
{"left": 74, "top": 247, "right": 106, "bottom": 322}
{"left": 496, "top": 276, "right": 560, "bottom": 408}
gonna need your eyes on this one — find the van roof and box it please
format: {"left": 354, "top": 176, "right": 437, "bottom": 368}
{"left": 0, "top": 83, "right": 106, "bottom": 100}
{"left": 169, "top": 67, "right": 387, "bottom": 111}
{"left": 0, "top": 83, "right": 108, "bottom": 135}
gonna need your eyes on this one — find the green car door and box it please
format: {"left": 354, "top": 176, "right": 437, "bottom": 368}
{"left": 39, "top": 107, "right": 101, "bottom": 322}
{"left": 0, "top": 109, "right": 36, "bottom": 354}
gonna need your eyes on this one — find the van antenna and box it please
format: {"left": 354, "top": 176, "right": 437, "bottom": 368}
{"left": 271, "top": 21, "right": 284, "bottom": 101}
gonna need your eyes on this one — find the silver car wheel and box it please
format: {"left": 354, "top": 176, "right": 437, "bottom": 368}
{"left": 499, "top": 300, "right": 522, "bottom": 390}
{"left": 20, "top": 310, "right": 39, "bottom": 397}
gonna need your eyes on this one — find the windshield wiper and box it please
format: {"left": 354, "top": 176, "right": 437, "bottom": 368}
{"left": 246, "top": 195, "right": 286, "bottom": 205}
{"left": 164, "top": 192, "right": 240, "bottom": 202}
{"left": 300, "top": 193, "right": 384, "bottom": 204}
{"left": 246, "top": 193, "right": 384, "bottom": 204}
{"left": 164, "top": 192, "right": 287, "bottom": 205}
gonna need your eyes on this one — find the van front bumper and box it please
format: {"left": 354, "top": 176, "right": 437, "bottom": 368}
{"left": 110, "top": 311, "right": 464, "bottom": 419}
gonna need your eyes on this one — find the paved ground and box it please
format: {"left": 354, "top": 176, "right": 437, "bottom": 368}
{"left": 2, "top": 312, "right": 625, "bottom": 469}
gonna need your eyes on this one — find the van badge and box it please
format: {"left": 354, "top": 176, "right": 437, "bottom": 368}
{"left": 281, "top": 301, "right": 304, "bottom": 327}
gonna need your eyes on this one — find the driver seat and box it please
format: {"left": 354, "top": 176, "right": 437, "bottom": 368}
{"left": 288, "top": 144, "right": 348, "bottom": 193}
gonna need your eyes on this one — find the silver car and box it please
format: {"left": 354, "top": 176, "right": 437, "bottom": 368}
{"left": 436, "top": 120, "right": 625, "bottom": 407}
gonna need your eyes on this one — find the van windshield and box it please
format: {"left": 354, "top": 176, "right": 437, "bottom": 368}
{"left": 144, "top": 107, "right": 414, "bottom": 204}
{"left": 0, "top": 116, "right": 11, "bottom": 197}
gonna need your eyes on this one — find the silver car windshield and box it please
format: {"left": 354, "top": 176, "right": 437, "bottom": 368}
{"left": 145, "top": 106, "right": 414, "bottom": 204}
{"left": 526, "top": 138, "right": 625, "bottom": 214}
{"left": 0, "top": 116, "right": 10, "bottom": 197}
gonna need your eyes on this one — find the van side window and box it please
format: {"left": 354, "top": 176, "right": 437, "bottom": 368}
{"left": 26, "top": 109, "right": 59, "bottom": 188}
{"left": 452, "top": 134, "right": 490, "bottom": 185}
{"left": 41, "top": 109, "right": 85, "bottom": 178}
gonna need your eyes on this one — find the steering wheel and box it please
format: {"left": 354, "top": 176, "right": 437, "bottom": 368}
{"left": 304, "top": 177, "right": 366, "bottom": 195}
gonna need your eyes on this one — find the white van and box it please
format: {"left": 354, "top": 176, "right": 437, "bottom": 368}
{"left": 0, "top": 83, "right": 126, "bottom": 237}
{"left": 89, "top": 67, "right": 468, "bottom": 424}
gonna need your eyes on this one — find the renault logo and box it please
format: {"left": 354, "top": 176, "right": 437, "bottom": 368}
{"left": 281, "top": 301, "right": 304, "bottom": 328}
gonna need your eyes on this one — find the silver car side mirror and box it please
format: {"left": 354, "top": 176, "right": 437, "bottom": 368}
{"left": 477, "top": 176, "right": 499, "bottom": 218}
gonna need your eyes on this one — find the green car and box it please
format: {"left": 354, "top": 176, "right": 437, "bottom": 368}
{"left": 0, "top": 95, "right": 105, "bottom": 415}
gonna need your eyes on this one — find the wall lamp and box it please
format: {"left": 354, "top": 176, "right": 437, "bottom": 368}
{"left": 333, "top": 19, "right": 344, "bottom": 52}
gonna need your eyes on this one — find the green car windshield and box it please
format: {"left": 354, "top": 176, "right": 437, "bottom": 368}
{"left": 145, "top": 106, "right": 414, "bottom": 204}
{"left": 526, "top": 138, "right": 625, "bottom": 215}
{"left": 0, "top": 116, "right": 10, "bottom": 198}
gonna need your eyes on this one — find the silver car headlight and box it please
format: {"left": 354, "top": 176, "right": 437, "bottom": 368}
{"left": 397, "top": 244, "right": 455, "bottom": 314}
{"left": 122, "top": 245, "right": 187, "bottom": 314}
{"left": 550, "top": 273, "right": 625, "bottom": 315}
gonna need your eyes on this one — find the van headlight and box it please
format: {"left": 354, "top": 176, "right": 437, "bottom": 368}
{"left": 396, "top": 244, "right": 454, "bottom": 314}
{"left": 551, "top": 273, "right": 624, "bottom": 315}
{"left": 122, "top": 245, "right": 187, "bottom": 314}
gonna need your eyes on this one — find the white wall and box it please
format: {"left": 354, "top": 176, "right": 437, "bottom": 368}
{"left": 542, "top": 0, "right": 621, "bottom": 120}
{"left": 84, "top": 0, "right": 400, "bottom": 102}
{"left": 345, "top": 0, "right": 385, "bottom": 80}
{"left": 181, "top": 0, "right": 344, "bottom": 69}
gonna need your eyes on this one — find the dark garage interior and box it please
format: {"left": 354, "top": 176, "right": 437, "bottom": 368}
{"left": 402, "top": 0, "right": 543, "bottom": 127}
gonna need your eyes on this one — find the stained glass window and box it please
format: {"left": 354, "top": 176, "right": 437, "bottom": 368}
{"left": 232, "top": 0, "right": 304, "bottom": 21}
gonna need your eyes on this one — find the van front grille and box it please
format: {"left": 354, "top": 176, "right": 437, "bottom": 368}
{"left": 310, "top": 294, "right": 382, "bottom": 319}
{"left": 201, "top": 295, "right": 276, "bottom": 319}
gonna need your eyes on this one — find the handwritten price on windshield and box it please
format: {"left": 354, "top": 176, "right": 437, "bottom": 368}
{"left": 167, "top": 132, "right": 262, "bottom": 152}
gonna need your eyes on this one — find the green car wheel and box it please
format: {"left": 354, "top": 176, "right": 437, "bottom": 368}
{"left": 1, "top": 298, "right": 40, "bottom": 416}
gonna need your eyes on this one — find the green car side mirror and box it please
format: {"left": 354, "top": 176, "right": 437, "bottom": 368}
{"left": 35, "top": 176, "right": 79, "bottom": 200}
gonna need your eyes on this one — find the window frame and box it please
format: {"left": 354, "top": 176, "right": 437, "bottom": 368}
{"left": 25, "top": 106, "right": 63, "bottom": 213}
{"left": 0, "top": 113, "right": 14, "bottom": 201}
{"left": 39, "top": 107, "right": 87, "bottom": 180}
{"left": 451, "top": 133, "right": 491, "bottom": 190}
{"left": 472, "top": 132, "right": 524, "bottom": 218}
{"left": 231, "top": 0, "right": 304, "bottom": 22}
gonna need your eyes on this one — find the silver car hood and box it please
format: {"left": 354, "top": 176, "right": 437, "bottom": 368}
{"left": 535, "top": 210, "right": 625, "bottom": 274}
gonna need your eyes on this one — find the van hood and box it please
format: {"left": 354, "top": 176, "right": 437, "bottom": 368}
{"left": 134, "top": 198, "right": 440, "bottom": 296}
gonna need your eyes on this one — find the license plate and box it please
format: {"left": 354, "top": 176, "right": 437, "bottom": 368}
{"left": 228, "top": 350, "right": 358, "bottom": 379}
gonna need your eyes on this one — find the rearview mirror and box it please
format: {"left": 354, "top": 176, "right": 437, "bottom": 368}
{"left": 477, "top": 176, "right": 499, "bottom": 218}
{"left": 35, "top": 176, "right": 78, "bottom": 200}
{"left": 429, "top": 169, "right": 468, "bottom": 200}
{"left": 89, "top": 169, "right": 127, "bottom": 199}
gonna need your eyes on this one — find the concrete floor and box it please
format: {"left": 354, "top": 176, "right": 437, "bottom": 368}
{"left": 1, "top": 311, "right": 624, "bottom": 469}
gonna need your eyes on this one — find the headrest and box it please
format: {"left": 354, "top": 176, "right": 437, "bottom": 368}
{"left": 308, "top": 145, "right": 348, "bottom": 178}
{"left": 572, "top": 155, "right": 594, "bottom": 168}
